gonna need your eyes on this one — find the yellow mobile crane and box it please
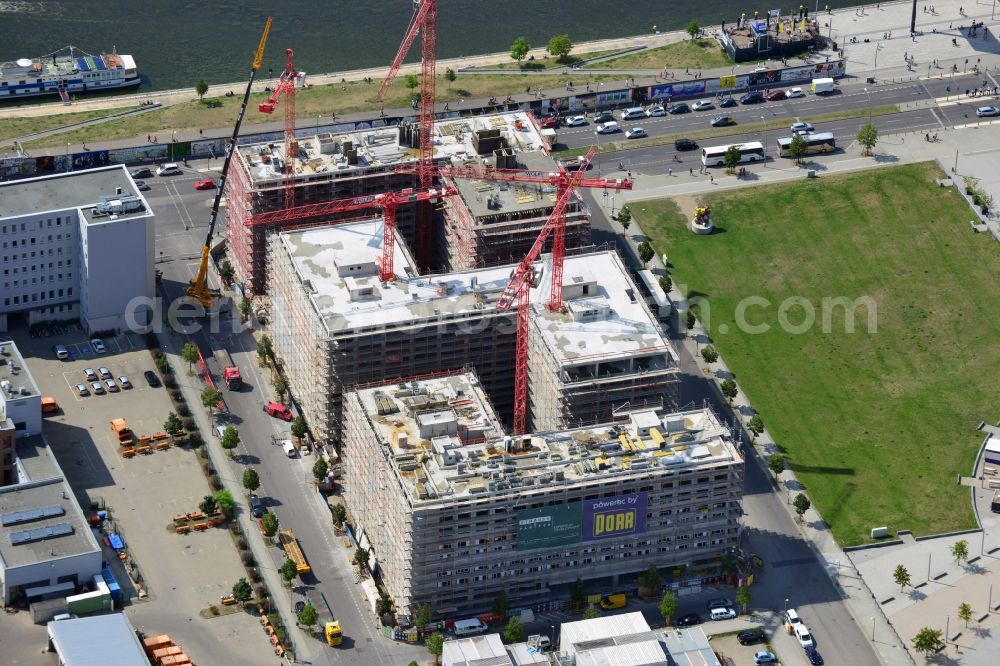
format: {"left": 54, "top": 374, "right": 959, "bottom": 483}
{"left": 186, "top": 18, "right": 272, "bottom": 312}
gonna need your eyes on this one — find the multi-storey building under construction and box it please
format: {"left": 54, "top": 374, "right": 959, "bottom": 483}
{"left": 342, "top": 370, "right": 744, "bottom": 616}
{"left": 267, "top": 219, "right": 677, "bottom": 447}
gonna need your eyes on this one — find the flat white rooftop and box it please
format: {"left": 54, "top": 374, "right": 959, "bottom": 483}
{"left": 279, "top": 219, "right": 674, "bottom": 366}
{"left": 442, "top": 633, "right": 512, "bottom": 666}
{"left": 353, "top": 371, "right": 740, "bottom": 503}
{"left": 238, "top": 111, "right": 548, "bottom": 187}
{"left": 560, "top": 612, "right": 668, "bottom": 666}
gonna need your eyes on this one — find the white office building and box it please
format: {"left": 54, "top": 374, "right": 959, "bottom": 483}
{"left": 0, "top": 165, "right": 154, "bottom": 334}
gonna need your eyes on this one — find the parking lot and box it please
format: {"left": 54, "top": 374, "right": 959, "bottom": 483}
{"left": 15, "top": 329, "right": 277, "bottom": 665}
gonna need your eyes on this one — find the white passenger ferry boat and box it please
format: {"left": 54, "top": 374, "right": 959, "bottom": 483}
{"left": 0, "top": 45, "right": 139, "bottom": 101}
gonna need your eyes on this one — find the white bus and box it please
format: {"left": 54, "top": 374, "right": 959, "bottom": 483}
{"left": 776, "top": 132, "right": 836, "bottom": 158}
{"left": 701, "top": 141, "right": 766, "bottom": 167}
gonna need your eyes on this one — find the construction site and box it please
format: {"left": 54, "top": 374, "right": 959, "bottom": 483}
{"left": 342, "top": 370, "right": 745, "bottom": 616}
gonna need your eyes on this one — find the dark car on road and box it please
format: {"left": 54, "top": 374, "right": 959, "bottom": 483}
{"left": 143, "top": 370, "right": 161, "bottom": 388}
{"left": 805, "top": 646, "right": 824, "bottom": 665}
{"left": 592, "top": 111, "right": 615, "bottom": 123}
{"left": 719, "top": 97, "right": 739, "bottom": 108}
{"left": 130, "top": 167, "right": 153, "bottom": 179}
{"left": 711, "top": 115, "right": 735, "bottom": 127}
{"left": 676, "top": 613, "right": 703, "bottom": 626}
{"left": 674, "top": 138, "right": 699, "bottom": 151}
{"left": 249, "top": 494, "right": 265, "bottom": 519}
{"left": 766, "top": 89, "right": 787, "bottom": 101}
{"left": 738, "top": 628, "right": 766, "bottom": 645}
{"left": 668, "top": 103, "right": 690, "bottom": 114}
{"left": 740, "top": 91, "right": 765, "bottom": 104}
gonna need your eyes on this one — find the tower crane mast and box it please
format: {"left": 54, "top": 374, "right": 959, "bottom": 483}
{"left": 258, "top": 47, "right": 299, "bottom": 210}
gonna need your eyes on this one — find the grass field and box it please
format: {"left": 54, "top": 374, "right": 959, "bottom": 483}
{"left": 635, "top": 163, "right": 999, "bottom": 545}
{"left": 586, "top": 39, "right": 732, "bottom": 70}
{"left": 0, "top": 106, "right": 139, "bottom": 144}
{"left": 478, "top": 49, "right": 621, "bottom": 70}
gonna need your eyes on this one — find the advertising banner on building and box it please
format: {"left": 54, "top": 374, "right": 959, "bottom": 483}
{"left": 516, "top": 501, "right": 582, "bottom": 551}
{"left": 582, "top": 492, "right": 648, "bottom": 541}
{"left": 650, "top": 81, "right": 707, "bottom": 100}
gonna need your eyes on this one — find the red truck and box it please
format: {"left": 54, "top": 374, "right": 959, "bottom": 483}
{"left": 213, "top": 348, "right": 242, "bottom": 390}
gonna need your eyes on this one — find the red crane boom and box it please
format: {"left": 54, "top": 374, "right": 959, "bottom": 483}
{"left": 495, "top": 147, "right": 597, "bottom": 434}
{"left": 376, "top": 0, "right": 438, "bottom": 269}
{"left": 258, "top": 48, "right": 298, "bottom": 209}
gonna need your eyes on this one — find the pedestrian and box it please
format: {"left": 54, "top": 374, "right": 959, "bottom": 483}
{"left": 668, "top": 168, "right": 673, "bottom": 176}
{"left": 147, "top": 134, "right": 151, "bottom": 143}
{"left": 710, "top": 175, "right": 714, "bottom": 183}
{"left": 199, "top": 129, "right": 203, "bottom": 136}
{"left": 690, "top": 167, "right": 693, "bottom": 175}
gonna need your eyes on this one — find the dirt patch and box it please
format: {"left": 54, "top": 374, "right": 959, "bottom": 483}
{"left": 672, "top": 195, "right": 703, "bottom": 223}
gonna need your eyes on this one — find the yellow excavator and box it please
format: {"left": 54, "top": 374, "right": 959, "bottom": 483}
{"left": 186, "top": 18, "right": 272, "bottom": 312}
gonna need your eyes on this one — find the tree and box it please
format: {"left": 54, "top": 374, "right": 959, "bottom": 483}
{"left": 492, "top": 590, "right": 509, "bottom": 620}
{"left": 857, "top": 122, "right": 879, "bottom": 156}
{"left": 767, "top": 454, "right": 786, "bottom": 480}
{"left": 280, "top": 557, "right": 298, "bottom": 583}
{"left": 195, "top": 78, "right": 209, "bottom": 101}
{"left": 793, "top": 493, "right": 811, "bottom": 517}
{"left": 685, "top": 309, "right": 696, "bottom": 330}
{"left": 723, "top": 145, "right": 741, "bottom": 172}
{"left": 700, "top": 345, "right": 719, "bottom": 364}
{"left": 951, "top": 539, "right": 969, "bottom": 564}
{"left": 659, "top": 274, "right": 672, "bottom": 293}
{"left": 298, "top": 603, "right": 318, "bottom": 629}
{"left": 404, "top": 74, "right": 420, "bottom": 92}
{"left": 201, "top": 386, "right": 222, "bottom": 412}
{"left": 639, "top": 565, "right": 662, "bottom": 594}
{"left": 686, "top": 20, "right": 700, "bottom": 39}
{"left": 788, "top": 133, "right": 808, "bottom": 163}
{"left": 445, "top": 68, "right": 456, "bottom": 83}
{"left": 219, "top": 259, "right": 235, "bottom": 285}
{"left": 911, "top": 627, "right": 943, "bottom": 656}
{"left": 583, "top": 605, "right": 600, "bottom": 619}
{"left": 199, "top": 494, "right": 217, "bottom": 515}
{"left": 256, "top": 335, "right": 273, "bottom": 366}
{"left": 720, "top": 378, "right": 738, "bottom": 403}
{"left": 510, "top": 36, "right": 531, "bottom": 63}
{"left": 239, "top": 297, "right": 251, "bottom": 321}
{"left": 312, "top": 458, "right": 329, "bottom": 481}
{"left": 504, "top": 616, "right": 525, "bottom": 642}
{"left": 376, "top": 594, "right": 393, "bottom": 616}
{"left": 261, "top": 511, "right": 279, "bottom": 537}
{"left": 893, "top": 564, "right": 911, "bottom": 591}
{"left": 617, "top": 204, "right": 632, "bottom": 231}
{"left": 747, "top": 414, "right": 765, "bottom": 439}
{"left": 220, "top": 425, "right": 240, "bottom": 451}
{"left": 415, "top": 602, "right": 434, "bottom": 629}
{"left": 638, "top": 241, "right": 655, "bottom": 266}
{"left": 353, "top": 546, "right": 370, "bottom": 572}
{"left": 736, "top": 585, "right": 752, "bottom": 614}
{"left": 215, "top": 489, "right": 234, "bottom": 516}
{"left": 231, "top": 577, "right": 253, "bottom": 605}
{"left": 291, "top": 415, "right": 308, "bottom": 442}
{"left": 163, "top": 412, "right": 184, "bottom": 438}
{"left": 570, "top": 578, "right": 587, "bottom": 610}
{"left": 181, "top": 342, "right": 199, "bottom": 373}
{"left": 958, "top": 602, "right": 973, "bottom": 627}
{"left": 272, "top": 374, "right": 289, "bottom": 402}
{"left": 425, "top": 632, "right": 444, "bottom": 662}
{"left": 547, "top": 34, "right": 573, "bottom": 62}
{"left": 331, "top": 503, "right": 347, "bottom": 528}
{"left": 658, "top": 591, "right": 677, "bottom": 625}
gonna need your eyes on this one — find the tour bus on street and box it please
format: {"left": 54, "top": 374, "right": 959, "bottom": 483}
{"left": 701, "top": 141, "right": 766, "bottom": 167}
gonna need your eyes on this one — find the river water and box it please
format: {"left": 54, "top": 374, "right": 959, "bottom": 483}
{"left": 1, "top": 0, "right": 863, "bottom": 91}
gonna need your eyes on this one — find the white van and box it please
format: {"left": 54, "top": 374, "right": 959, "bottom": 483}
{"left": 453, "top": 618, "right": 488, "bottom": 637}
{"left": 710, "top": 607, "right": 737, "bottom": 620}
{"left": 156, "top": 163, "right": 182, "bottom": 176}
{"left": 281, "top": 440, "right": 297, "bottom": 458}
{"left": 621, "top": 107, "right": 646, "bottom": 120}
{"left": 53, "top": 344, "right": 69, "bottom": 360}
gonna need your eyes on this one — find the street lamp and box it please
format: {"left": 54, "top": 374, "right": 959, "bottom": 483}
{"left": 760, "top": 115, "right": 767, "bottom": 166}
{"left": 872, "top": 41, "right": 883, "bottom": 83}
{"left": 871, "top": 616, "right": 876, "bottom": 641}
{"left": 864, "top": 87, "right": 872, "bottom": 124}
{"left": 66, "top": 142, "right": 71, "bottom": 172}
{"left": 783, "top": 598, "right": 789, "bottom": 615}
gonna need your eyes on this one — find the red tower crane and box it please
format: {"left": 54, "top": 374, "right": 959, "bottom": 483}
{"left": 376, "top": 0, "right": 438, "bottom": 270}
{"left": 495, "top": 147, "right": 597, "bottom": 434}
{"left": 258, "top": 48, "right": 298, "bottom": 210}
{"left": 432, "top": 162, "right": 633, "bottom": 312}
{"left": 250, "top": 186, "right": 456, "bottom": 281}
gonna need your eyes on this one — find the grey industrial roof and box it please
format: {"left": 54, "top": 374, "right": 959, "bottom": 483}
{"left": 452, "top": 150, "right": 580, "bottom": 220}
{"left": 47, "top": 613, "right": 149, "bottom": 666}
{"left": 0, "top": 165, "right": 140, "bottom": 219}
{"left": 0, "top": 340, "right": 39, "bottom": 399}
{"left": 661, "top": 627, "right": 721, "bottom": 666}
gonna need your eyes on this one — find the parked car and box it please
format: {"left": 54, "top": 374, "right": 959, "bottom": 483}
{"left": 785, "top": 608, "right": 802, "bottom": 627}
{"left": 710, "top": 607, "right": 737, "bottom": 620}
{"left": 766, "top": 89, "right": 787, "bottom": 101}
{"left": 595, "top": 121, "right": 621, "bottom": 134}
{"left": 249, "top": 494, "right": 265, "bottom": 518}
{"left": 738, "top": 628, "right": 766, "bottom": 645}
{"left": 674, "top": 138, "right": 699, "bottom": 151}
{"left": 754, "top": 651, "right": 777, "bottom": 664}
{"left": 791, "top": 121, "right": 815, "bottom": 134}
{"left": 565, "top": 115, "right": 588, "bottom": 126}
{"left": 707, "top": 598, "right": 733, "bottom": 610}
{"left": 134, "top": 180, "right": 151, "bottom": 191}
{"left": 668, "top": 103, "right": 690, "bottom": 114}
{"left": 264, "top": 401, "right": 293, "bottom": 421}
{"left": 90, "top": 381, "right": 105, "bottom": 395}
{"left": 794, "top": 623, "right": 815, "bottom": 649}
{"left": 976, "top": 105, "right": 1000, "bottom": 117}
{"left": 83, "top": 368, "right": 98, "bottom": 382}
{"left": 156, "top": 163, "right": 182, "bottom": 176}
{"left": 130, "top": 167, "right": 153, "bottom": 179}
{"left": 118, "top": 375, "right": 132, "bottom": 390}
{"left": 539, "top": 116, "right": 559, "bottom": 129}
{"left": 676, "top": 613, "right": 703, "bottom": 626}
{"left": 692, "top": 100, "right": 715, "bottom": 111}
{"left": 740, "top": 91, "right": 765, "bottom": 104}
{"left": 104, "top": 379, "right": 120, "bottom": 393}
{"left": 54, "top": 344, "right": 69, "bottom": 360}
{"left": 719, "top": 97, "right": 739, "bottom": 108}
{"left": 711, "top": 115, "right": 735, "bottom": 127}
{"left": 806, "top": 646, "right": 824, "bottom": 665}
{"left": 90, "top": 338, "right": 106, "bottom": 353}
{"left": 194, "top": 178, "right": 216, "bottom": 190}
{"left": 592, "top": 111, "right": 615, "bottom": 123}
{"left": 98, "top": 366, "right": 112, "bottom": 379}
{"left": 625, "top": 127, "right": 647, "bottom": 139}
{"left": 786, "top": 87, "right": 806, "bottom": 98}
{"left": 143, "top": 370, "right": 161, "bottom": 388}
{"left": 75, "top": 383, "right": 90, "bottom": 397}
{"left": 646, "top": 105, "right": 666, "bottom": 117}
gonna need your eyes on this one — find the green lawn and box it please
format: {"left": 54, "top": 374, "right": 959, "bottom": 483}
{"left": 586, "top": 39, "right": 732, "bottom": 70}
{"left": 480, "top": 49, "right": 622, "bottom": 71}
{"left": 0, "top": 106, "right": 139, "bottom": 144}
{"left": 635, "top": 163, "right": 999, "bottom": 545}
